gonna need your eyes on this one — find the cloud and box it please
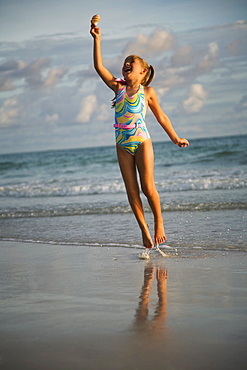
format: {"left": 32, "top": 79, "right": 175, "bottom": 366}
{"left": 96, "top": 103, "right": 112, "bottom": 122}
{"left": 123, "top": 29, "right": 176, "bottom": 58}
{"left": 0, "top": 58, "right": 50, "bottom": 90}
{"left": 226, "top": 40, "right": 241, "bottom": 56}
{"left": 182, "top": 84, "right": 208, "bottom": 113}
{"left": 45, "top": 113, "right": 59, "bottom": 123}
{"left": 0, "top": 98, "right": 21, "bottom": 127}
{"left": 76, "top": 93, "right": 112, "bottom": 124}
{"left": 194, "top": 42, "right": 219, "bottom": 74}
{"left": 20, "top": 58, "right": 51, "bottom": 87}
{"left": 156, "top": 87, "right": 170, "bottom": 99}
{"left": 236, "top": 95, "right": 247, "bottom": 111}
{"left": 0, "top": 77, "right": 14, "bottom": 91}
{"left": 233, "top": 20, "right": 247, "bottom": 29}
{"left": 155, "top": 40, "right": 221, "bottom": 94}
{"left": 0, "top": 60, "right": 27, "bottom": 73}
{"left": 0, "top": 58, "right": 67, "bottom": 90}
{"left": 0, "top": 60, "right": 27, "bottom": 91}
{"left": 43, "top": 67, "right": 67, "bottom": 87}
{"left": 170, "top": 45, "right": 193, "bottom": 67}
{"left": 76, "top": 94, "right": 97, "bottom": 123}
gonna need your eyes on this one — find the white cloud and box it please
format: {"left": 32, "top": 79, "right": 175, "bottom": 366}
{"left": 156, "top": 87, "right": 170, "bottom": 99}
{"left": 233, "top": 20, "right": 247, "bottom": 29}
{"left": 96, "top": 103, "right": 112, "bottom": 122}
{"left": 170, "top": 45, "right": 193, "bottom": 67}
{"left": 0, "top": 77, "right": 14, "bottom": 91}
{"left": 43, "top": 67, "right": 67, "bottom": 87}
{"left": 0, "top": 60, "right": 27, "bottom": 74}
{"left": 182, "top": 84, "right": 208, "bottom": 114}
{"left": 0, "top": 58, "right": 50, "bottom": 89}
{"left": 76, "top": 95, "right": 97, "bottom": 123}
{"left": 156, "top": 40, "right": 221, "bottom": 93}
{"left": 76, "top": 95, "right": 111, "bottom": 124}
{"left": 195, "top": 42, "right": 219, "bottom": 74}
{"left": 22, "top": 58, "right": 51, "bottom": 87}
{"left": 123, "top": 29, "right": 176, "bottom": 58}
{"left": 157, "top": 68, "right": 186, "bottom": 90}
{"left": 0, "top": 60, "right": 27, "bottom": 91}
{"left": 0, "top": 58, "right": 67, "bottom": 90}
{"left": 45, "top": 113, "right": 59, "bottom": 123}
{"left": 226, "top": 40, "right": 241, "bottom": 56}
{"left": 236, "top": 95, "right": 247, "bottom": 111}
{"left": 0, "top": 98, "right": 21, "bottom": 127}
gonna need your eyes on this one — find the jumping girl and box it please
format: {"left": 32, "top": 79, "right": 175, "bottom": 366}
{"left": 90, "top": 18, "right": 189, "bottom": 249}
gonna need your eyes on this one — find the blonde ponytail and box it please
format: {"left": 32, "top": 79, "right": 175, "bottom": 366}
{"left": 142, "top": 64, "right": 155, "bottom": 86}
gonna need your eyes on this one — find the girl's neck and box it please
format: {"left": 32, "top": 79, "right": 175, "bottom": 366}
{"left": 125, "top": 83, "right": 140, "bottom": 97}
{"left": 125, "top": 77, "right": 142, "bottom": 89}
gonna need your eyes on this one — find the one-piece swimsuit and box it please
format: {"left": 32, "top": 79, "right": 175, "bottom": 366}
{"left": 114, "top": 83, "right": 150, "bottom": 155}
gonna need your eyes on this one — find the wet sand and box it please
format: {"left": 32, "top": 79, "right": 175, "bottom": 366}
{"left": 0, "top": 241, "right": 246, "bottom": 370}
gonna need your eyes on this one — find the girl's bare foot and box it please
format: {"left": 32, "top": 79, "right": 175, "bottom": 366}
{"left": 141, "top": 226, "right": 154, "bottom": 249}
{"left": 154, "top": 220, "right": 166, "bottom": 245}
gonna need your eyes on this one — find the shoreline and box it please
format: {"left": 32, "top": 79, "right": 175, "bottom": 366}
{"left": 0, "top": 240, "right": 247, "bottom": 369}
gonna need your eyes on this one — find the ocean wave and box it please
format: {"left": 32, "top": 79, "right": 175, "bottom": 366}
{"left": 1, "top": 201, "right": 246, "bottom": 219}
{"left": 0, "top": 175, "right": 246, "bottom": 198}
{"left": 158, "top": 176, "right": 247, "bottom": 192}
{"left": 0, "top": 238, "right": 140, "bottom": 249}
{"left": 0, "top": 180, "right": 125, "bottom": 197}
{"left": 1, "top": 237, "right": 246, "bottom": 253}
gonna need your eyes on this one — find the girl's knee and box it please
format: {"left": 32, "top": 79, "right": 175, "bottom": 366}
{"left": 141, "top": 183, "right": 157, "bottom": 199}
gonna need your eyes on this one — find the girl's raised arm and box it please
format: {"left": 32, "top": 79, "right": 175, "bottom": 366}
{"left": 90, "top": 24, "right": 117, "bottom": 93}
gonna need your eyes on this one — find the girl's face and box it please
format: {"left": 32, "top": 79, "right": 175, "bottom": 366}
{"left": 122, "top": 56, "right": 146, "bottom": 80}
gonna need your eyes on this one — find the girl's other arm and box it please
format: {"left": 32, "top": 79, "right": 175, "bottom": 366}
{"left": 90, "top": 25, "right": 117, "bottom": 93}
{"left": 146, "top": 87, "right": 189, "bottom": 147}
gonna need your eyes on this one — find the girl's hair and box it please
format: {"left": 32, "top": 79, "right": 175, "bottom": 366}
{"left": 111, "top": 55, "right": 155, "bottom": 108}
{"left": 133, "top": 55, "right": 155, "bottom": 86}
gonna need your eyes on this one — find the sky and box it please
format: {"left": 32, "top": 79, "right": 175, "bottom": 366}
{"left": 0, "top": 0, "right": 247, "bottom": 154}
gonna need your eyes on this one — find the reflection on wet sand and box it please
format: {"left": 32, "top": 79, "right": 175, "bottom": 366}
{"left": 134, "top": 262, "right": 168, "bottom": 333}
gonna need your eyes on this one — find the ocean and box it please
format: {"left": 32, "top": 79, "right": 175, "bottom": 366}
{"left": 0, "top": 135, "right": 246, "bottom": 254}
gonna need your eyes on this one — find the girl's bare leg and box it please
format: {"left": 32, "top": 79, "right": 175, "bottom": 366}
{"left": 135, "top": 139, "right": 166, "bottom": 245}
{"left": 116, "top": 144, "right": 154, "bottom": 248}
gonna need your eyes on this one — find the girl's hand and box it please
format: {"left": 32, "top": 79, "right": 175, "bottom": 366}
{"left": 177, "top": 138, "right": 189, "bottom": 147}
{"left": 90, "top": 25, "right": 101, "bottom": 39}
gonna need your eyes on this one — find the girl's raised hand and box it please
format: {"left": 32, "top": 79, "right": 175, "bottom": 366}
{"left": 90, "top": 14, "right": 101, "bottom": 39}
{"left": 90, "top": 25, "right": 101, "bottom": 39}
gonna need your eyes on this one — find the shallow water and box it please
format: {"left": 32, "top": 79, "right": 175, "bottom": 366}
{"left": 0, "top": 135, "right": 246, "bottom": 253}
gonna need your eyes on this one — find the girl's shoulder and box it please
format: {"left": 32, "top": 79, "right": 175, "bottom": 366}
{"left": 115, "top": 78, "right": 126, "bottom": 86}
{"left": 143, "top": 85, "right": 156, "bottom": 99}
{"left": 115, "top": 78, "right": 126, "bottom": 93}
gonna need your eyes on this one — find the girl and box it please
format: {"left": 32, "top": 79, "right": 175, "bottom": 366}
{"left": 90, "top": 21, "right": 189, "bottom": 249}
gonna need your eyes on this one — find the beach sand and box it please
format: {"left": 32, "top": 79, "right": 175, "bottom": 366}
{"left": 0, "top": 241, "right": 246, "bottom": 370}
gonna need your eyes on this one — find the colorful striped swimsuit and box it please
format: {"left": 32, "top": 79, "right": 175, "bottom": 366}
{"left": 114, "top": 84, "right": 150, "bottom": 155}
